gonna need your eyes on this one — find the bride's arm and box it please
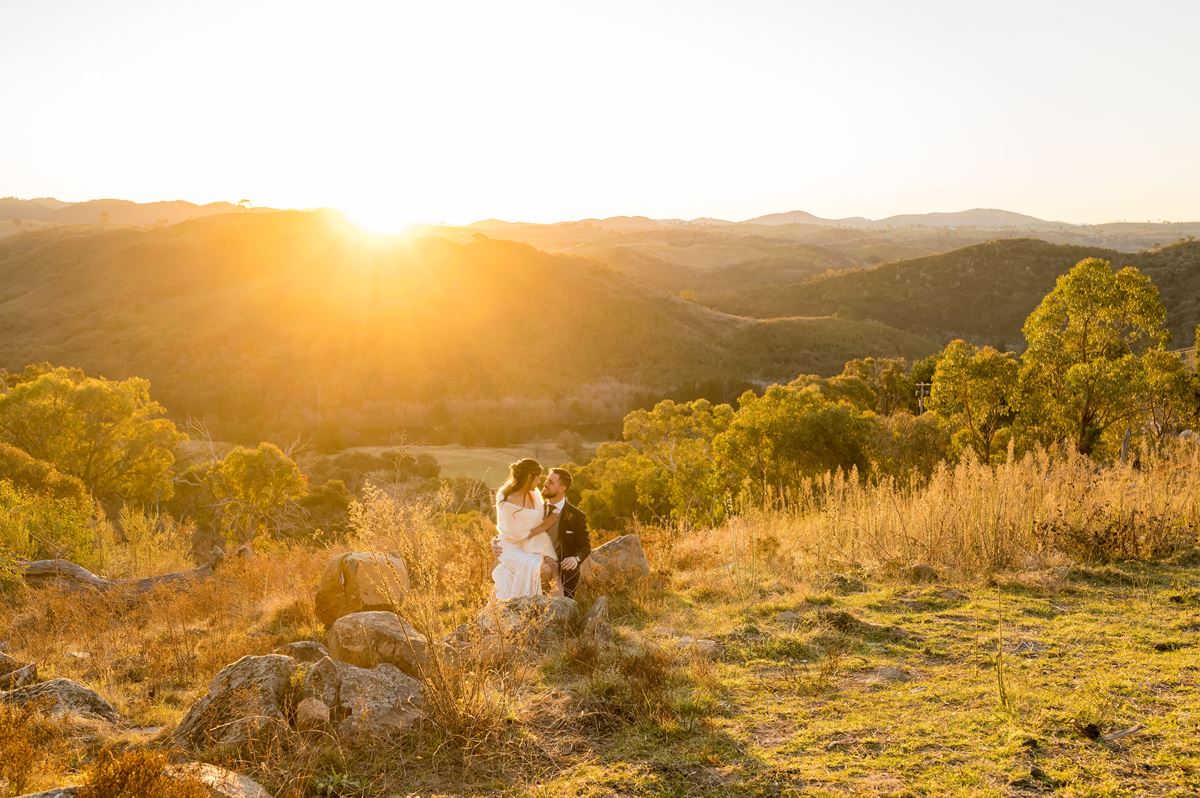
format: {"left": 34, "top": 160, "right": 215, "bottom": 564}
{"left": 496, "top": 499, "right": 559, "bottom": 542}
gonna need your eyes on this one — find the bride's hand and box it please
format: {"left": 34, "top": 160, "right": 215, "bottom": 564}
{"left": 533, "top": 507, "right": 560, "bottom": 533}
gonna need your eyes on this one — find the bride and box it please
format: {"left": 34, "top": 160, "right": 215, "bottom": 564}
{"left": 492, "top": 458, "right": 561, "bottom": 600}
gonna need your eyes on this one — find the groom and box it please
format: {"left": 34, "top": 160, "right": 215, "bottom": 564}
{"left": 540, "top": 467, "right": 590, "bottom": 599}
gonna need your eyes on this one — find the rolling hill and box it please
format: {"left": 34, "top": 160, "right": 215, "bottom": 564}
{"left": 700, "top": 238, "right": 1200, "bottom": 349}
{"left": 0, "top": 211, "right": 935, "bottom": 443}
{"left": 0, "top": 197, "right": 271, "bottom": 237}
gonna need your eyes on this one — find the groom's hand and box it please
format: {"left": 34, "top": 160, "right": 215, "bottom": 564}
{"left": 561, "top": 556, "right": 579, "bottom": 571}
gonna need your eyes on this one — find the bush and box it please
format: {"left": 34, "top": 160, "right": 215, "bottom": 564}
{"left": 0, "top": 701, "right": 70, "bottom": 795}
{"left": 0, "top": 479, "right": 97, "bottom": 566}
{"left": 76, "top": 749, "right": 208, "bottom": 798}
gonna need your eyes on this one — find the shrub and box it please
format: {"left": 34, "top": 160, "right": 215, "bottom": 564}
{"left": 0, "top": 478, "right": 97, "bottom": 566}
{"left": 76, "top": 749, "right": 208, "bottom": 798}
{"left": 0, "top": 701, "right": 69, "bottom": 795}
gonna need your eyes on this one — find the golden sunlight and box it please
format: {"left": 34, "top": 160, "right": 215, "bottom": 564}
{"left": 339, "top": 201, "right": 416, "bottom": 237}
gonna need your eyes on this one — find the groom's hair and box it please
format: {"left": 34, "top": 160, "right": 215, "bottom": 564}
{"left": 550, "top": 467, "right": 572, "bottom": 488}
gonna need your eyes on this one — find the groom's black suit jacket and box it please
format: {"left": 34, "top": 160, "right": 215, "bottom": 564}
{"left": 553, "top": 500, "right": 590, "bottom": 599}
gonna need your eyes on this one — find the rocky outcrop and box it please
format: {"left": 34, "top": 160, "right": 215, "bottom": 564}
{"left": 326, "top": 611, "right": 429, "bottom": 676}
{"left": 174, "top": 654, "right": 297, "bottom": 751}
{"left": 314, "top": 552, "right": 409, "bottom": 626}
{"left": 174, "top": 652, "right": 423, "bottom": 752}
{"left": 332, "top": 660, "right": 423, "bottom": 737}
{"left": 477, "top": 595, "right": 579, "bottom": 647}
{"left": 274, "top": 640, "right": 331, "bottom": 663}
{"left": 0, "top": 677, "right": 120, "bottom": 723}
{"left": 580, "top": 535, "right": 651, "bottom": 586}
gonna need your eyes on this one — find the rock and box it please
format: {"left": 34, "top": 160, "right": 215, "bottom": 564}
{"left": 582, "top": 596, "right": 612, "bottom": 644}
{"left": 824, "top": 572, "right": 868, "bottom": 594}
{"left": 14, "top": 790, "right": 78, "bottom": 798}
{"left": 165, "top": 762, "right": 273, "bottom": 798}
{"left": 0, "top": 652, "right": 37, "bottom": 690}
{"left": 675, "top": 636, "right": 719, "bottom": 657}
{"left": 334, "top": 660, "right": 423, "bottom": 737}
{"left": 298, "top": 655, "right": 341, "bottom": 707}
{"left": 295, "top": 696, "right": 331, "bottom": 731}
{"left": 815, "top": 610, "right": 906, "bottom": 641}
{"left": 903, "top": 563, "right": 940, "bottom": 583}
{"left": 275, "top": 640, "right": 331, "bottom": 663}
{"left": 314, "top": 551, "right": 409, "bottom": 626}
{"left": 0, "top": 678, "right": 120, "bottom": 723}
{"left": 861, "top": 665, "right": 912, "bottom": 683}
{"left": 477, "top": 596, "right": 579, "bottom": 646}
{"left": 174, "top": 654, "right": 296, "bottom": 752}
{"left": 326, "top": 611, "right": 429, "bottom": 676}
{"left": 581, "top": 534, "right": 651, "bottom": 586}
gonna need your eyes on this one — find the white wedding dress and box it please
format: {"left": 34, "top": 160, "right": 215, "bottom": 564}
{"left": 492, "top": 489, "right": 557, "bottom": 600}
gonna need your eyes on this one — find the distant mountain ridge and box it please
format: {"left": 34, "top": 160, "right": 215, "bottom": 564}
{"left": 0, "top": 196, "right": 271, "bottom": 234}
{"left": 0, "top": 211, "right": 935, "bottom": 442}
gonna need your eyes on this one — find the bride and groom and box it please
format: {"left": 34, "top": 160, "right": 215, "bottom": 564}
{"left": 491, "top": 458, "right": 590, "bottom": 600}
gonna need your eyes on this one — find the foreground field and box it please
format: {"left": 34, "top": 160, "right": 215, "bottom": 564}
{"left": 2, "top": 540, "right": 1197, "bottom": 797}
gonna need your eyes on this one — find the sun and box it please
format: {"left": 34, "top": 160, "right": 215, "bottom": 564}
{"left": 338, "top": 202, "right": 416, "bottom": 237}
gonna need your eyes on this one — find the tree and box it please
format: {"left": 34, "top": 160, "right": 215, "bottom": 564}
{"left": 210, "top": 442, "right": 307, "bottom": 548}
{"left": 1138, "top": 348, "right": 1197, "bottom": 449}
{"left": 839, "top": 357, "right": 917, "bottom": 416}
{"left": 0, "top": 368, "right": 184, "bottom": 504}
{"left": 713, "top": 385, "right": 876, "bottom": 507}
{"left": 927, "top": 340, "right": 1018, "bottom": 463}
{"left": 1017, "top": 258, "right": 1169, "bottom": 457}
{"left": 575, "top": 398, "right": 733, "bottom": 528}
{"left": 869, "top": 411, "right": 952, "bottom": 482}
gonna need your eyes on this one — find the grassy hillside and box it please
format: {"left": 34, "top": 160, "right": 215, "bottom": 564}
{"left": 702, "top": 238, "right": 1200, "bottom": 349}
{"left": 3, "top": 449, "right": 1198, "bottom": 797}
{"left": 0, "top": 212, "right": 934, "bottom": 442}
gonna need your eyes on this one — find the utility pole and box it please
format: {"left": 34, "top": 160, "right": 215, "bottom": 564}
{"left": 915, "top": 382, "right": 931, "bottom": 414}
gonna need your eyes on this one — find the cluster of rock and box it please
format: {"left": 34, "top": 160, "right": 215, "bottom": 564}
{"left": 173, "top": 647, "right": 424, "bottom": 751}
{"left": 10, "top": 535, "right": 653, "bottom": 798}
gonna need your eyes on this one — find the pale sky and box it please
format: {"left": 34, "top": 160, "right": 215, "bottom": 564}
{"left": 2, "top": 0, "right": 1198, "bottom": 228}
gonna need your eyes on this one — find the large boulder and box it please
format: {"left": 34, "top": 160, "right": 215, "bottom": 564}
{"left": 164, "top": 763, "right": 273, "bottom": 798}
{"left": 274, "top": 640, "right": 331, "bottom": 663}
{"left": 580, "top": 534, "right": 652, "bottom": 586}
{"left": 326, "top": 611, "right": 429, "bottom": 676}
{"left": 1, "top": 678, "right": 120, "bottom": 724}
{"left": 477, "top": 595, "right": 579, "bottom": 647}
{"left": 314, "top": 551, "right": 409, "bottom": 626}
{"left": 174, "top": 654, "right": 296, "bottom": 752}
{"left": 333, "top": 660, "right": 423, "bottom": 737}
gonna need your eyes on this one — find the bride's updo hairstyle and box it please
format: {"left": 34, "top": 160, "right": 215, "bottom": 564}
{"left": 499, "top": 458, "right": 543, "bottom": 503}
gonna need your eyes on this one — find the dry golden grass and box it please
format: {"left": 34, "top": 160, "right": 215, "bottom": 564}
{"left": 666, "top": 444, "right": 1200, "bottom": 593}
{"left": 3, "top": 447, "right": 1199, "bottom": 796}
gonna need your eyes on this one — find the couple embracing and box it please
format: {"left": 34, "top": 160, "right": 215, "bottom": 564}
{"left": 491, "top": 458, "right": 590, "bottom": 600}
